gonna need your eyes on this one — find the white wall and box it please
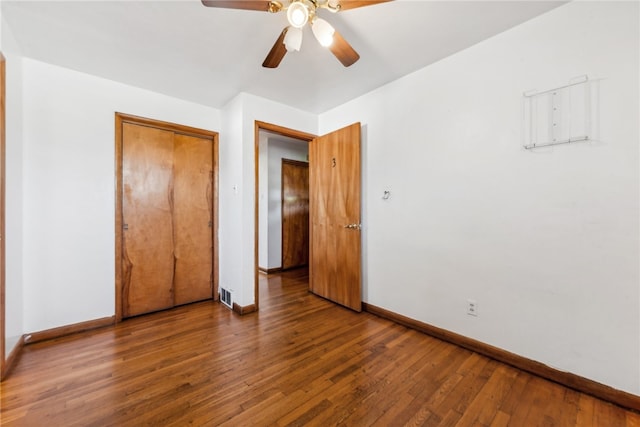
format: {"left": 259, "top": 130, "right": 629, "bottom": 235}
{"left": 319, "top": 1, "right": 639, "bottom": 394}
{"left": 2, "top": 11, "right": 25, "bottom": 357}
{"left": 219, "top": 93, "right": 316, "bottom": 307}
{"left": 21, "top": 59, "right": 221, "bottom": 333}
{"left": 219, "top": 94, "right": 245, "bottom": 305}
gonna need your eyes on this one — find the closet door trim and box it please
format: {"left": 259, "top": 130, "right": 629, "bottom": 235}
{"left": 115, "top": 112, "right": 219, "bottom": 322}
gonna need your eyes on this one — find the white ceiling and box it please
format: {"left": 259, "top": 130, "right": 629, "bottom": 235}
{"left": 1, "top": 0, "right": 565, "bottom": 114}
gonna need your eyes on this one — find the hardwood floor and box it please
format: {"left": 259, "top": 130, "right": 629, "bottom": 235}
{"left": 1, "top": 268, "right": 638, "bottom": 426}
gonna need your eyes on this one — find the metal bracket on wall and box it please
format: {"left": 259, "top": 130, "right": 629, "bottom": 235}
{"left": 523, "top": 75, "right": 591, "bottom": 150}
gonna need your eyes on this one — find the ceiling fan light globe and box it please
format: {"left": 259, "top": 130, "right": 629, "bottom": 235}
{"left": 284, "top": 26, "right": 303, "bottom": 52}
{"left": 287, "top": 2, "right": 309, "bottom": 28}
{"left": 312, "top": 17, "right": 335, "bottom": 47}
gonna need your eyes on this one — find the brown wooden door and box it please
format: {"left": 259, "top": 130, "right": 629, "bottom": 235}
{"left": 281, "top": 159, "right": 309, "bottom": 270}
{"left": 122, "top": 124, "right": 176, "bottom": 317}
{"left": 309, "top": 123, "right": 361, "bottom": 312}
{"left": 173, "top": 133, "right": 213, "bottom": 306}
{"left": 122, "top": 123, "right": 213, "bottom": 318}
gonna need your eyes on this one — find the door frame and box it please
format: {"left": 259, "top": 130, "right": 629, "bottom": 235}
{"left": 115, "top": 113, "right": 219, "bottom": 322}
{"left": 254, "top": 121, "right": 315, "bottom": 311}
{"left": 281, "top": 158, "right": 309, "bottom": 270}
{"left": 0, "top": 53, "right": 6, "bottom": 378}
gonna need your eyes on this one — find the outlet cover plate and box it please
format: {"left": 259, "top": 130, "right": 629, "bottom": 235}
{"left": 467, "top": 299, "right": 478, "bottom": 317}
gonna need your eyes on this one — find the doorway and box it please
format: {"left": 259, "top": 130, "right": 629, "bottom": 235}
{"left": 115, "top": 113, "right": 219, "bottom": 321}
{"left": 254, "top": 121, "right": 363, "bottom": 312}
{"left": 257, "top": 132, "right": 309, "bottom": 273}
{"left": 255, "top": 122, "right": 315, "bottom": 310}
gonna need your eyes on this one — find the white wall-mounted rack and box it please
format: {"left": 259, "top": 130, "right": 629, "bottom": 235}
{"left": 523, "top": 76, "right": 591, "bottom": 149}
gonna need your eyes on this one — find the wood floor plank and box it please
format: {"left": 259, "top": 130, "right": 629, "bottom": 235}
{"left": 627, "top": 410, "right": 640, "bottom": 427}
{"left": 576, "top": 394, "right": 597, "bottom": 426}
{"left": 1, "top": 268, "right": 638, "bottom": 426}
{"left": 593, "top": 398, "right": 627, "bottom": 427}
{"left": 453, "top": 364, "right": 518, "bottom": 426}
{"left": 341, "top": 337, "right": 452, "bottom": 424}
{"left": 558, "top": 387, "right": 582, "bottom": 426}
{"left": 490, "top": 410, "right": 511, "bottom": 427}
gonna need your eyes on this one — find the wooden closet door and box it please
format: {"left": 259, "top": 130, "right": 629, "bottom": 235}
{"left": 173, "top": 133, "right": 213, "bottom": 306}
{"left": 122, "top": 123, "right": 175, "bottom": 317}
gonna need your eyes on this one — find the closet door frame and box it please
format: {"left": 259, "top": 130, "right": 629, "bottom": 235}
{"left": 114, "top": 113, "right": 219, "bottom": 322}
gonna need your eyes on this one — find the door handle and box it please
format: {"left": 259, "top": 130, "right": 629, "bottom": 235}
{"left": 343, "top": 223, "right": 361, "bottom": 230}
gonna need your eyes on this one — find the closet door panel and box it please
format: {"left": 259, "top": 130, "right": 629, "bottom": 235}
{"left": 173, "top": 133, "right": 213, "bottom": 305}
{"left": 122, "top": 123, "right": 175, "bottom": 317}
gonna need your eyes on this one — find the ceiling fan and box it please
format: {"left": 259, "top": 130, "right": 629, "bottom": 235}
{"left": 201, "top": 0, "right": 391, "bottom": 68}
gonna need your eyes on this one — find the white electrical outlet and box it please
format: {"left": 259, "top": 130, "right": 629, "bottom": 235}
{"left": 467, "top": 299, "right": 478, "bottom": 317}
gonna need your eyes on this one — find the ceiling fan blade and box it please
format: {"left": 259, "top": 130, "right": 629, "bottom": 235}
{"left": 262, "top": 28, "right": 288, "bottom": 68}
{"left": 201, "top": 0, "right": 282, "bottom": 12}
{"left": 333, "top": 0, "right": 392, "bottom": 11}
{"left": 329, "top": 30, "right": 360, "bottom": 67}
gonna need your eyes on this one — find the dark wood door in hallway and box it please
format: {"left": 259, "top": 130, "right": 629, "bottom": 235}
{"left": 1, "top": 269, "right": 637, "bottom": 425}
{"left": 281, "top": 159, "right": 309, "bottom": 270}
